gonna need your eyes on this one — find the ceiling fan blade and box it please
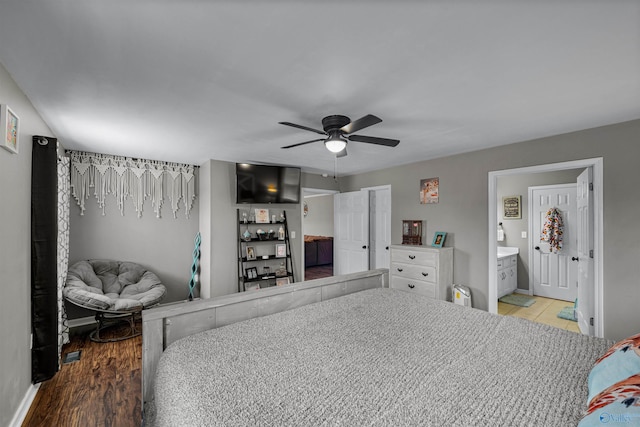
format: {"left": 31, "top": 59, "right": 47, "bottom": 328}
{"left": 336, "top": 147, "right": 348, "bottom": 158}
{"left": 348, "top": 134, "right": 400, "bottom": 147}
{"left": 340, "top": 114, "right": 382, "bottom": 134}
{"left": 281, "top": 138, "right": 325, "bottom": 149}
{"left": 279, "top": 121, "right": 327, "bottom": 135}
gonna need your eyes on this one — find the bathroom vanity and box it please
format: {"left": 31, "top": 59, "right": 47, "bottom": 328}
{"left": 497, "top": 247, "right": 519, "bottom": 298}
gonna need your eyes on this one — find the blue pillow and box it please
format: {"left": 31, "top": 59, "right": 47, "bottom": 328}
{"left": 587, "top": 332, "right": 640, "bottom": 405}
{"left": 579, "top": 374, "right": 640, "bottom": 426}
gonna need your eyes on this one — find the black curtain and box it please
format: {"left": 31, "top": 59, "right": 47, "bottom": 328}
{"left": 31, "top": 136, "right": 59, "bottom": 383}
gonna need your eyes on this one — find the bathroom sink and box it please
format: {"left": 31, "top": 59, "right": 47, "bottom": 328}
{"left": 497, "top": 246, "right": 519, "bottom": 258}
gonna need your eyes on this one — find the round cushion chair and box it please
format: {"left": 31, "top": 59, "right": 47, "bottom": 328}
{"left": 64, "top": 259, "right": 166, "bottom": 342}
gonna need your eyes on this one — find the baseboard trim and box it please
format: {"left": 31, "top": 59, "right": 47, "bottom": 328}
{"left": 514, "top": 288, "right": 531, "bottom": 295}
{"left": 68, "top": 316, "right": 96, "bottom": 328}
{"left": 9, "top": 383, "right": 40, "bottom": 427}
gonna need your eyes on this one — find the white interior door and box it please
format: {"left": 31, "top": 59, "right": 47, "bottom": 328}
{"left": 576, "top": 168, "right": 594, "bottom": 335}
{"left": 334, "top": 190, "right": 370, "bottom": 275}
{"left": 530, "top": 184, "right": 578, "bottom": 302}
{"left": 369, "top": 187, "right": 391, "bottom": 270}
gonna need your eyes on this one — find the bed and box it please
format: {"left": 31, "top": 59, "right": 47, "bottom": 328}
{"left": 143, "top": 270, "right": 629, "bottom": 426}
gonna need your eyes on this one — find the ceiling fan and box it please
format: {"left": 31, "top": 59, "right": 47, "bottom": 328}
{"left": 279, "top": 114, "right": 399, "bottom": 157}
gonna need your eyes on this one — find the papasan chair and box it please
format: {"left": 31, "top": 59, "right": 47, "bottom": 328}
{"left": 64, "top": 259, "right": 166, "bottom": 342}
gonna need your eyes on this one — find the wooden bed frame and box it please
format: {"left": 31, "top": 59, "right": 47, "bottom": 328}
{"left": 141, "top": 269, "right": 389, "bottom": 407}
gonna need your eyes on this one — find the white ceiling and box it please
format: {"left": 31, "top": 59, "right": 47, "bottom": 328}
{"left": 1, "top": 1, "right": 639, "bottom": 176}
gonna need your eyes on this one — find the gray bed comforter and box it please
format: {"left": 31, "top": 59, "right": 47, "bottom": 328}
{"left": 153, "top": 288, "right": 611, "bottom": 426}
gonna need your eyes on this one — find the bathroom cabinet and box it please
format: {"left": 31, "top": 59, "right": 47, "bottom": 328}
{"left": 497, "top": 254, "right": 518, "bottom": 298}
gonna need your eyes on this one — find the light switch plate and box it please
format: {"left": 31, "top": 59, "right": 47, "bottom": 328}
{"left": 291, "top": 231, "right": 295, "bottom": 239}
{"left": 521, "top": 231, "right": 527, "bottom": 238}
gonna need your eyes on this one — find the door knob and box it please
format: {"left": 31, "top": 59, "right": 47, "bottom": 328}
{"left": 534, "top": 246, "right": 540, "bottom": 251}
{"left": 385, "top": 246, "right": 389, "bottom": 250}
{"left": 572, "top": 257, "right": 579, "bottom": 261}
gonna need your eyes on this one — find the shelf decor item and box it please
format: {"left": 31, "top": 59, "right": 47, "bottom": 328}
{"left": 246, "top": 246, "right": 256, "bottom": 260}
{"left": 402, "top": 220, "right": 423, "bottom": 245}
{"left": 255, "top": 208, "right": 269, "bottom": 223}
{"left": 432, "top": 231, "right": 447, "bottom": 248}
{"left": 275, "top": 243, "right": 286, "bottom": 258}
{"left": 276, "top": 277, "right": 290, "bottom": 286}
{"left": 1, "top": 104, "right": 19, "bottom": 154}
{"left": 503, "top": 195, "right": 522, "bottom": 219}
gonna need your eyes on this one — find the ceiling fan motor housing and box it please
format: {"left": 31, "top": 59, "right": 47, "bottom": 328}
{"left": 322, "top": 115, "right": 351, "bottom": 132}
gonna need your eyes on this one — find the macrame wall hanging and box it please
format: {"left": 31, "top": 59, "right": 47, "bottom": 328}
{"left": 68, "top": 150, "right": 197, "bottom": 219}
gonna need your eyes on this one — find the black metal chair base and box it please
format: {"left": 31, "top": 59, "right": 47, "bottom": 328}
{"left": 90, "top": 310, "right": 142, "bottom": 343}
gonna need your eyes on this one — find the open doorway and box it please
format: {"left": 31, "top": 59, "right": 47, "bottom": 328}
{"left": 488, "top": 158, "right": 604, "bottom": 338}
{"left": 301, "top": 188, "right": 338, "bottom": 281}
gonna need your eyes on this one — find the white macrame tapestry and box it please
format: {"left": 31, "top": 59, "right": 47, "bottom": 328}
{"left": 69, "top": 150, "right": 197, "bottom": 219}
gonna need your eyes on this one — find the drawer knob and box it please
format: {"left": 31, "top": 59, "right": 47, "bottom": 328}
{"left": 421, "top": 272, "right": 428, "bottom": 277}
{"left": 408, "top": 284, "right": 415, "bottom": 289}
{"left": 408, "top": 255, "right": 416, "bottom": 260}
{"left": 397, "top": 268, "right": 403, "bottom": 272}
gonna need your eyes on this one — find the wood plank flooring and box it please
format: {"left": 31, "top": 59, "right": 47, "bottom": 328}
{"left": 498, "top": 294, "right": 581, "bottom": 333}
{"left": 22, "top": 325, "right": 143, "bottom": 427}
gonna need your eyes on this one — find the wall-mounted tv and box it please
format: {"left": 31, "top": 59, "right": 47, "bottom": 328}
{"left": 236, "top": 163, "right": 301, "bottom": 204}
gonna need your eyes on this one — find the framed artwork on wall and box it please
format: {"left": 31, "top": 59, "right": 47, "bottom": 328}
{"left": 503, "top": 195, "right": 522, "bottom": 219}
{"left": 1, "top": 104, "right": 19, "bottom": 154}
{"left": 420, "top": 177, "right": 439, "bottom": 204}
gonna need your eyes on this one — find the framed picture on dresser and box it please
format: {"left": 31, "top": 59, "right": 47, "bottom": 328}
{"left": 432, "top": 232, "right": 446, "bottom": 248}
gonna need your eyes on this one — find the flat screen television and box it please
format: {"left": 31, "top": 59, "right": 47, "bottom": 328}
{"left": 236, "top": 163, "right": 301, "bottom": 204}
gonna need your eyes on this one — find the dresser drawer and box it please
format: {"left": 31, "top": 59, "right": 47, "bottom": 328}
{"left": 391, "top": 248, "right": 437, "bottom": 266}
{"left": 391, "top": 262, "right": 436, "bottom": 283}
{"left": 390, "top": 276, "right": 436, "bottom": 298}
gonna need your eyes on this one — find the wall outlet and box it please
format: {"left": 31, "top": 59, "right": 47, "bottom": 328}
{"left": 291, "top": 231, "right": 296, "bottom": 239}
{"left": 521, "top": 231, "right": 527, "bottom": 238}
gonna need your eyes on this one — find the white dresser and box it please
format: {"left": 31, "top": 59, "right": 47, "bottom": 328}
{"left": 390, "top": 245, "right": 454, "bottom": 301}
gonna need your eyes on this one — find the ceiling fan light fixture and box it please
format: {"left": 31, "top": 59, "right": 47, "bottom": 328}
{"left": 324, "top": 133, "right": 347, "bottom": 153}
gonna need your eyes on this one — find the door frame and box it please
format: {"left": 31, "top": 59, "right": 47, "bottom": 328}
{"left": 488, "top": 158, "right": 604, "bottom": 338}
{"left": 301, "top": 187, "right": 339, "bottom": 281}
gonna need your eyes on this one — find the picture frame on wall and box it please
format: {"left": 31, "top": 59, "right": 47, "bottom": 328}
{"left": 1, "top": 105, "right": 19, "bottom": 154}
{"left": 420, "top": 177, "right": 439, "bottom": 204}
{"left": 503, "top": 195, "right": 522, "bottom": 219}
{"left": 432, "top": 231, "right": 447, "bottom": 248}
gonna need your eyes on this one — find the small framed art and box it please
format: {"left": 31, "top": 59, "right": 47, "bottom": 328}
{"left": 245, "top": 246, "right": 256, "bottom": 260}
{"left": 1, "top": 105, "right": 19, "bottom": 154}
{"left": 275, "top": 243, "right": 286, "bottom": 258}
{"left": 245, "top": 267, "right": 258, "bottom": 280}
{"left": 432, "top": 232, "right": 446, "bottom": 248}
{"left": 255, "top": 208, "right": 270, "bottom": 223}
{"left": 276, "top": 277, "right": 290, "bottom": 286}
{"left": 503, "top": 195, "right": 522, "bottom": 219}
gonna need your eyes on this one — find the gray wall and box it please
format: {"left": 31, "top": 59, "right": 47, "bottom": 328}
{"left": 198, "top": 161, "right": 339, "bottom": 298}
{"left": 67, "top": 174, "right": 200, "bottom": 318}
{"left": 0, "top": 63, "right": 55, "bottom": 426}
{"left": 303, "top": 194, "right": 334, "bottom": 237}
{"left": 340, "top": 119, "right": 640, "bottom": 341}
{"left": 497, "top": 169, "right": 582, "bottom": 291}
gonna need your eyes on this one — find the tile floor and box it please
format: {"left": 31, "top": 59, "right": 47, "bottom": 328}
{"left": 498, "top": 294, "right": 581, "bottom": 333}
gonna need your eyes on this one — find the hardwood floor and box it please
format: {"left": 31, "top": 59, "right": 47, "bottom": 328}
{"left": 498, "top": 294, "right": 581, "bottom": 333}
{"left": 22, "top": 325, "right": 143, "bottom": 427}
{"left": 304, "top": 264, "right": 333, "bottom": 280}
